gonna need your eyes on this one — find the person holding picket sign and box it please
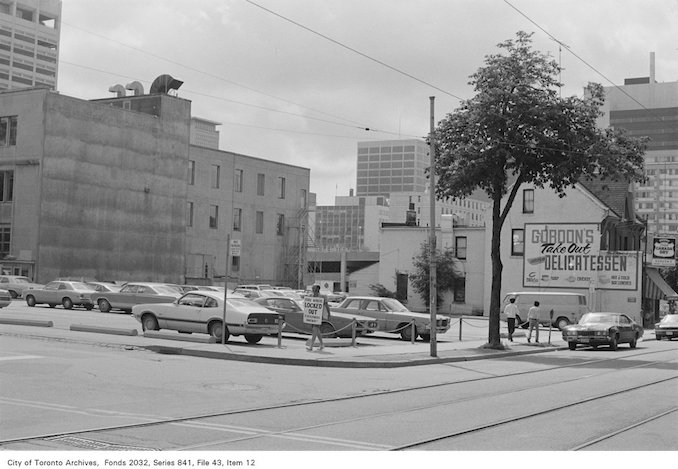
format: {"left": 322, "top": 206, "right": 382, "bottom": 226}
{"left": 306, "top": 284, "right": 331, "bottom": 351}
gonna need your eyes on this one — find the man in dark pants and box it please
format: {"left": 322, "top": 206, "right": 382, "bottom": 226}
{"left": 503, "top": 297, "right": 519, "bottom": 342}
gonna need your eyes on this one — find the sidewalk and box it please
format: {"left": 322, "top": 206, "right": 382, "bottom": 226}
{"left": 0, "top": 318, "right": 569, "bottom": 368}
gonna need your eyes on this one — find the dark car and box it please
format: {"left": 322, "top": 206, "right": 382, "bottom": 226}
{"left": 561, "top": 312, "right": 644, "bottom": 350}
{"left": 92, "top": 282, "right": 181, "bottom": 313}
{"left": 253, "top": 296, "right": 378, "bottom": 338}
{"left": 655, "top": 314, "right": 678, "bottom": 340}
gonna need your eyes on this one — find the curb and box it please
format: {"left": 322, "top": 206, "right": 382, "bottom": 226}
{"left": 0, "top": 318, "right": 54, "bottom": 328}
{"left": 69, "top": 324, "right": 138, "bottom": 336}
{"left": 143, "top": 331, "right": 216, "bottom": 343}
{"left": 143, "top": 343, "right": 568, "bottom": 368}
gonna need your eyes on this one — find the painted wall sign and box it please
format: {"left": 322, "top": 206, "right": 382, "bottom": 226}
{"left": 523, "top": 223, "right": 639, "bottom": 290}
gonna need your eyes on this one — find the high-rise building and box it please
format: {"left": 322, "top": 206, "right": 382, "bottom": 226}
{"left": 0, "top": 0, "right": 61, "bottom": 91}
{"left": 356, "top": 139, "right": 429, "bottom": 197}
{"left": 597, "top": 53, "right": 678, "bottom": 237}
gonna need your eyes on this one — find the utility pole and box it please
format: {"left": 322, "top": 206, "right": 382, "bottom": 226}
{"left": 429, "top": 96, "right": 437, "bottom": 357}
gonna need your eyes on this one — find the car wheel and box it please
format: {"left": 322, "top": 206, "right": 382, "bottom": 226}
{"left": 568, "top": 342, "right": 577, "bottom": 350}
{"left": 245, "top": 334, "right": 263, "bottom": 344}
{"left": 25, "top": 295, "right": 36, "bottom": 307}
{"left": 98, "top": 299, "right": 111, "bottom": 313}
{"left": 630, "top": 334, "right": 638, "bottom": 348}
{"left": 209, "top": 321, "right": 229, "bottom": 342}
{"left": 556, "top": 317, "right": 570, "bottom": 330}
{"left": 62, "top": 297, "right": 74, "bottom": 310}
{"left": 609, "top": 335, "right": 618, "bottom": 351}
{"left": 141, "top": 314, "right": 159, "bottom": 332}
{"left": 399, "top": 323, "right": 415, "bottom": 341}
{"left": 9, "top": 290, "right": 18, "bottom": 299}
{"left": 320, "top": 322, "right": 336, "bottom": 338}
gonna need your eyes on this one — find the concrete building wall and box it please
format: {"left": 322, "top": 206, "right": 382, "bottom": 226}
{"left": 1, "top": 87, "right": 190, "bottom": 283}
{"left": 347, "top": 262, "right": 379, "bottom": 296}
{"left": 186, "top": 146, "right": 310, "bottom": 286}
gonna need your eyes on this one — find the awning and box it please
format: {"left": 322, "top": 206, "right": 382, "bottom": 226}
{"left": 645, "top": 268, "right": 678, "bottom": 300}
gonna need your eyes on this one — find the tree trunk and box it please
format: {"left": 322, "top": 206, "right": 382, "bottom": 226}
{"left": 488, "top": 196, "right": 503, "bottom": 348}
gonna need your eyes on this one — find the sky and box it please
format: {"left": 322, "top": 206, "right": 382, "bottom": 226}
{"left": 57, "top": 0, "right": 678, "bottom": 205}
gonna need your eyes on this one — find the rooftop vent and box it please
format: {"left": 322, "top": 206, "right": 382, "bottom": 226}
{"left": 108, "top": 84, "right": 126, "bottom": 97}
{"left": 150, "top": 74, "right": 183, "bottom": 94}
{"left": 126, "top": 81, "right": 144, "bottom": 96}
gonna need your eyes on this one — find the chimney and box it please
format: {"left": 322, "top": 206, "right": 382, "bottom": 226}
{"left": 349, "top": 188, "right": 354, "bottom": 197}
{"left": 650, "top": 52, "right": 655, "bottom": 83}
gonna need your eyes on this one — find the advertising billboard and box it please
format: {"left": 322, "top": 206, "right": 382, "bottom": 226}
{"left": 523, "top": 223, "right": 639, "bottom": 290}
{"left": 651, "top": 237, "right": 676, "bottom": 267}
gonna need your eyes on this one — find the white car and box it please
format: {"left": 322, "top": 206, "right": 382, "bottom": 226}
{"left": 132, "top": 291, "right": 281, "bottom": 343}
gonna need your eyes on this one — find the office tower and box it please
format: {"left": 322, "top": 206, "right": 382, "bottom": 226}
{"left": 0, "top": 0, "right": 61, "bottom": 91}
{"left": 597, "top": 53, "right": 678, "bottom": 237}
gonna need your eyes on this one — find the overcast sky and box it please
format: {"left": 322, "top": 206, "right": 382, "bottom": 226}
{"left": 57, "top": 0, "right": 678, "bottom": 205}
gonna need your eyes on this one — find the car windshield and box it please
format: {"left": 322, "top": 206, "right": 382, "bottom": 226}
{"left": 380, "top": 298, "right": 409, "bottom": 312}
{"left": 579, "top": 313, "right": 617, "bottom": 325}
{"left": 659, "top": 314, "right": 678, "bottom": 325}
{"left": 71, "top": 282, "right": 92, "bottom": 290}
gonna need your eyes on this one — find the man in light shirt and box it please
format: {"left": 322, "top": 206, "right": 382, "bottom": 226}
{"left": 503, "top": 297, "right": 519, "bottom": 342}
{"left": 527, "top": 301, "right": 541, "bottom": 343}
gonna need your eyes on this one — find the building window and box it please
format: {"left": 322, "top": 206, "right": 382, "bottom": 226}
{"left": 0, "top": 171, "right": 14, "bottom": 202}
{"left": 211, "top": 164, "right": 220, "bottom": 189}
{"left": 256, "top": 211, "right": 264, "bottom": 234}
{"left": 209, "top": 205, "right": 219, "bottom": 229}
{"left": 233, "top": 208, "right": 242, "bottom": 232}
{"left": 278, "top": 176, "right": 286, "bottom": 199}
{"left": 187, "top": 201, "right": 194, "bottom": 227}
{"left": 234, "top": 169, "right": 243, "bottom": 193}
{"left": 188, "top": 160, "right": 195, "bottom": 185}
{"left": 0, "top": 116, "right": 18, "bottom": 147}
{"left": 453, "top": 278, "right": 465, "bottom": 303}
{"left": 0, "top": 225, "right": 10, "bottom": 256}
{"left": 277, "top": 214, "right": 285, "bottom": 236}
{"left": 455, "top": 236, "right": 467, "bottom": 260}
{"left": 257, "top": 173, "right": 265, "bottom": 196}
{"left": 511, "top": 229, "right": 524, "bottom": 256}
{"left": 523, "top": 189, "right": 534, "bottom": 213}
{"left": 231, "top": 256, "right": 240, "bottom": 272}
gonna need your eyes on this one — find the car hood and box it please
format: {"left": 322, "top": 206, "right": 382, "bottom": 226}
{"left": 563, "top": 324, "right": 611, "bottom": 332}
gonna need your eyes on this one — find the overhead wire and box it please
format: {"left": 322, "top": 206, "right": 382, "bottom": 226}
{"left": 503, "top": 0, "right": 669, "bottom": 123}
{"left": 60, "top": 21, "right": 419, "bottom": 138}
{"left": 244, "top": 0, "right": 465, "bottom": 101}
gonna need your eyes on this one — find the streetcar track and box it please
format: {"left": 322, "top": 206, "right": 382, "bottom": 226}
{"left": 1, "top": 350, "right": 675, "bottom": 450}
{"left": 570, "top": 406, "right": 678, "bottom": 450}
{"left": 390, "top": 376, "right": 678, "bottom": 450}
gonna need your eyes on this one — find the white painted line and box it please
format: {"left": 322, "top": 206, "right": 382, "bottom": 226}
{"left": 0, "top": 355, "right": 42, "bottom": 361}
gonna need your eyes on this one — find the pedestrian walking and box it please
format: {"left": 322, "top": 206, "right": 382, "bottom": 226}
{"left": 527, "top": 300, "right": 540, "bottom": 343}
{"left": 307, "top": 284, "right": 331, "bottom": 351}
{"left": 503, "top": 297, "right": 519, "bottom": 341}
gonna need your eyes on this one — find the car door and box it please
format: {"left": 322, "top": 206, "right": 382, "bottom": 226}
{"left": 276, "top": 298, "right": 305, "bottom": 333}
{"left": 40, "top": 281, "right": 60, "bottom": 303}
{"left": 161, "top": 293, "right": 206, "bottom": 333}
{"left": 617, "top": 315, "right": 634, "bottom": 341}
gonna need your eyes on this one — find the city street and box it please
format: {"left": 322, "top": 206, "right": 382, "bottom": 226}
{"left": 0, "top": 300, "right": 676, "bottom": 455}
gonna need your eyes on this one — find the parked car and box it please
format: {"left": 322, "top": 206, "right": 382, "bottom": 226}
{"left": 181, "top": 285, "right": 224, "bottom": 293}
{"left": 0, "top": 275, "right": 44, "bottom": 299}
{"left": 86, "top": 282, "right": 122, "bottom": 294}
{"left": 254, "top": 296, "right": 379, "bottom": 338}
{"left": 24, "top": 281, "right": 96, "bottom": 310}
{"left": 332, "top": 296, "right": 451, "bottom": 341}
{"left": 132, "top": 291, "right": 281, "bottom": 343}
{"left": 92, "top": 282, "right": 182, "bottom": 313}
{"left": 561, "top": 312, "right": 644, "bottom": 350}
{"left": 655, "top": 314, "right": 678, "bottom": 340}
{"left": 0, "top": 288, "right": 11, "bottom": 308}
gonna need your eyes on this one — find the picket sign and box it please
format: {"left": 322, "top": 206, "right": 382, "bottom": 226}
{"left": 303, "top": 297, "right": 324, "bottom": 325}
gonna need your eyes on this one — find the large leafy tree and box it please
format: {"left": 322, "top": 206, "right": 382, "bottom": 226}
{"left": 433, "top": 32, "right": 646, "bottom": 348}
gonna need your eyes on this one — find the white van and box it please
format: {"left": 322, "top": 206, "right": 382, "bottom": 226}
{"left": 500, "top": 291, "right": 590, "bottom": 330}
